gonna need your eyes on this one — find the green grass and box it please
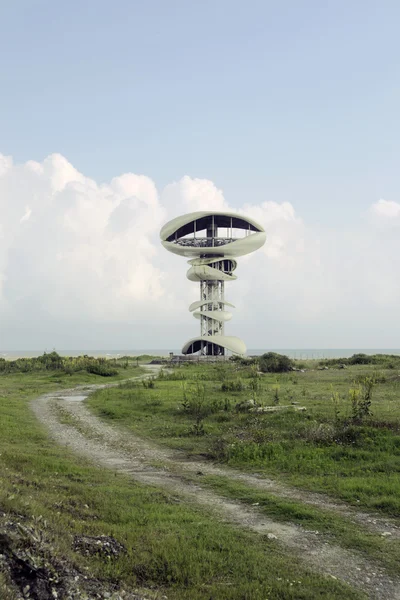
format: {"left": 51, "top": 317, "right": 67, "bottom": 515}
{"left": 199, "top": 474, "right": 400, "bottom": 575}
{"left": 0, "top": 367, "right": 364, "bottom": 599}
{"left": 87, "top": 362, "right": 400, "bottom": 516}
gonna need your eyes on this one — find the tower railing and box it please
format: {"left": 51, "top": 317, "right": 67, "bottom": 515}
{"left": 173, "top": 237, "right": 238, "bottom": 248}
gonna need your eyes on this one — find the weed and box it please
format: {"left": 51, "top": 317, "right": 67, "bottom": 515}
{"left": 142, "top": 378, "right": 155, "bottom": 389}
{"left": 86, "top": 363, "right": 118, "bottom": 377}
{"left": 331, "top": 388, "right": 341, "bottom": 423}
{"left": 224, "top": 397, "right": 231, "bottom": 411}
{"left": 249, "top": 369, "right": 261, "bottom": 399}
{"left": 273, "top": 384, "right": 280, "bottom": 405}
{"left": 221, "top": 379, "right": 244, "bottom": 392}
{"left": 210, "top": 437, "right": 229, "bottom": 460}
{"left": 188, "top": 415, "right": 206, "bottom": 436}
{"left": 350, "top": 377, "right": 374, "bottom": 421}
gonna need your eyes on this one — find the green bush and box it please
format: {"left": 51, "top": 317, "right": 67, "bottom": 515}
{"left": 221, "top": 379, "right": 244, "bottom": 392}
{"left": 229, "top": 355, "right": 257, "bottom": 366}
{"left": 350, "top": 377, "right": 374, "bottom": 421}
{"left": 258, "top": 352, "right": 294, "bottom": 373}
{"left": 142, "top": 378, "right": 155, "bottom": 389}
{"left": 348, "top": 353, "right": 373, "bottom": 365}
{"left": 318, "top": 353, "right": 400, "bottom": 368}
{"left": 86, "top": 363, "right": 118, "bottom": 377}
{"left": 0, "top": 352, "right": 125, "bottom": 377}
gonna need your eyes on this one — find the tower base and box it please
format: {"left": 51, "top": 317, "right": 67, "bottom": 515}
{"left": 182, "top": 335, "right": 246, "bottom": 356}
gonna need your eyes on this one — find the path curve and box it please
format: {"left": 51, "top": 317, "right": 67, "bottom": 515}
{"left": 31, "top": 369, "right": 400, "bottom": 600}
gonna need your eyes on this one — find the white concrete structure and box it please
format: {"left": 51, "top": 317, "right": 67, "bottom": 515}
{"left": 160, "top": 211, "right": 266, "bottom": 356}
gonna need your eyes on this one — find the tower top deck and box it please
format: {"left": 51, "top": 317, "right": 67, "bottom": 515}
{"left": 160, "top": 211, "right": 266, "bottom": 258}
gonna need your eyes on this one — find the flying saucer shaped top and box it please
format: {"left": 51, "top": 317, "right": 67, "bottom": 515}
{"left": 160, "top": 211, "right": 266, "bottom": 258}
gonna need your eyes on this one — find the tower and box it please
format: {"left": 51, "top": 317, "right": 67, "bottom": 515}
{"left": 160, "top": 211, "right": 266, "bottom": 356}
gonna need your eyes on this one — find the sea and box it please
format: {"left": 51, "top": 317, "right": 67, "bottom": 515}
{"left": 2, "top": 349, "right": 400, "bottom": 360}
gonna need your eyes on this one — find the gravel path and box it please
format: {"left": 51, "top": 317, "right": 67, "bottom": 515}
{"left": 31, "top": 368, "right": 400, "bottom": 600}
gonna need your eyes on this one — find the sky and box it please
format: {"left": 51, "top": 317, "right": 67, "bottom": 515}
{"left": 1, "top": 0, "right": 400, "bottom": 351}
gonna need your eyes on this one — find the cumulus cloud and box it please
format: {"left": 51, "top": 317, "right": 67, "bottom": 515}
{"left": 370, "top": 199, "right": 400, "bottom": 220}
{"left": 0, "top": 154, "right": 166, "bottom": 326}
{"left": 162, "top": 175, "right": 229, "bottom": 213}
{"left": 0, "top": 152, "right": 399, "bottom": 350}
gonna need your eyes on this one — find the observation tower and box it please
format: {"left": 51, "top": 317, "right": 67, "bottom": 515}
{"left": 160, "top": 211, "right": 266, "bottom": 356}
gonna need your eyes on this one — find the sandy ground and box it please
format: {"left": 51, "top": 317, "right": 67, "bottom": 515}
{"left": 31, "top": 367, "right": 400, "bottom": 600}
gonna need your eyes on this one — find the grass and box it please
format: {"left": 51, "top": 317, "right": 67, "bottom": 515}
{"left": 199, "top": 474, "right": 400, "bottom": 575}
{"left": 87, "top": 361, "right": 400, "bottom": 516}
{"left": 0, "top": 365, "right": 363, "bottom": 599}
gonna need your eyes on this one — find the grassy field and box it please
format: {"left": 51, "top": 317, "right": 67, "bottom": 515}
{"left": 88, "top": 359, "right": 400, "bottom": 516}
{"left": 0, "top": 358, "right": 365, "bottom": 599}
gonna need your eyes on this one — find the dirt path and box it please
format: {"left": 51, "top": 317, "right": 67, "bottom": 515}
{"left": 31, "top": 369, "right": 400, "bottom": 600}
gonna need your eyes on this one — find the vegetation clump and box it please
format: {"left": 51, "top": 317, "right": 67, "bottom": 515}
{"left": 0, "top": 351, "right": 126, "bottom": 377}
{"left": 319, "top": 353, "right": 400, "bottom": 369}
{"left": 349, "top": 376, "right": 375, "bottom": 421}
{"left": 258, "top": 352, "right": 294, "bottom": 373}
{"left": 221, "top": 379, "right": 244, "bottom": 392}
{"left": 86, "top": 363, "right": 118, "bottom": 377}
{"left": 229, "top": 355, "right": 257, "bottom": 366}
{"left": 142, "top": 378, "right": 156, "bottom": 389}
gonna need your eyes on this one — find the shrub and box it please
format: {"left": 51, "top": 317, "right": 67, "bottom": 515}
{"left": 273, "top": 384, "right": 280, "bottom": 405}
{"left": 142, "top": 378, "right": 155, "bottom": 389}
{"left": 259, "top": 352, "right": 294, "bottom": 373}
{"left": 349, "top": 377, "right": 374, "bottom": 421}
{"left": 318, "top": 353, "right": 400, "bottom": 368}
{"left": 158, "top": 370, "right": 187, "bottom": 381}
{"left": 0, "top": 352, "right": 125, "bottom": 377}
{"left": 209, "top": 437, "right": 229, "bottom": 460}
{"left": 229, "top": 355, "right": 257, "bottom": 366}
{"left": 348, "top": 353, "right": 373, "bottom": 365}
{"left": 37, "top": 351, "right": 62, "bottom": 369}
{"left": 302, "top": 422, "right": 337, "bottom": 445}
{"left": 86, "top": 363, "right": 118, "bottom": 377}
{"left": 188, "top": 416, "right": 206, "bottom": 436}
{"left": 221, "top": 379, "right": 244, "bottom": 392}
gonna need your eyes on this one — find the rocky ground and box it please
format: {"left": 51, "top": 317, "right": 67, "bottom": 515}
{"left": 0, "top": 508, "right": 152, "bottom": 600}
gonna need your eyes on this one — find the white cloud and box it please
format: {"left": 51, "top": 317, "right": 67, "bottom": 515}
{"left": 370, "top": 199, "right": 400, "bottom": 220}
{"left": 162, "top": 175, "right": 229, "bottom": 214}
{"left": 0, "top": 153, "right": 400, "bottom": 350}
{"left": 0, "top": 154, "right": 12, "bottom": 177}
{"left": 20, "top": 206, "right": 32, "bottom": 223}
{"left": 0, "top": 154, "right": 166, "bottom": 327}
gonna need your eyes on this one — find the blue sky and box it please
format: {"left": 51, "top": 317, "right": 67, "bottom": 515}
{"left": 1, "top": 1, "right": 400, "bottom": 350}
{"left": 1, "top": 0, "right": 400, "bottom": 226}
